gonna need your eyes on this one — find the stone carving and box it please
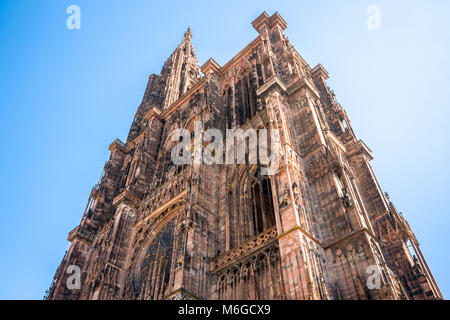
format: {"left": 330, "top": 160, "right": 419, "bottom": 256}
{"left": 47, "top": 12, "right": 442, "bottom": 301}
{"left": 278, "top": 185, "right": 290, "bottom": 209}
{"left": 211, "top": 226, "right": 277, "bottom": 272}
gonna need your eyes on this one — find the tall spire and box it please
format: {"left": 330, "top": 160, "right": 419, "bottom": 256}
{"left": 159, "top": 26, "right": 201, "bottom": 109}
{"left": 127, "top": 28, "right": 202, "bottom": 141}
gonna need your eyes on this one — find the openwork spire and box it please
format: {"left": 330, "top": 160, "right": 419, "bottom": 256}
{"left": 159, "top": 26, "right": 202, "bottom": 109}
{"left": 127, "top": 27, "right": 202, "bottom": 141}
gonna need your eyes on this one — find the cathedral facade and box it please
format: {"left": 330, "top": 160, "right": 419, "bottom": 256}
{"left": 47, "top": 12, "right": 442, "bottom": 300}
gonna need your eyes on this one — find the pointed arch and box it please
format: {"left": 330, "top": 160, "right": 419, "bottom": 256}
{"left": 235, "top": 164, "right": 276, "bottom": 237}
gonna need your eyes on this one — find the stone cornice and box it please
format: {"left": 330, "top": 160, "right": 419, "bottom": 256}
{"left": 252, "top": 11, "right": 270, "bottom": 32}
{"left": 346, "top": 140, "right": 374, "bottom": 160}
{"left": 256, "top": 75, "right": 288, "bottom": 97}
{"left": 287, "top": 76, "right": 320, "bottom": 99}
{"left": 269, "top": 12, "right": 288, "bottom": 30}
{"left": 108, "top": 139, "right": 127, "bottom": 153}
{"left": 201, "top": 58, "right": 222, "bottom": 76}
{"left": 277, "top": 225, "right": 323, "bottom": 248}
{"left": 252, "top": 11, "right": 287, "bottom": 33}
{"left": 112, "top": 190, "right": 141, "bottom": 209}
{"left": 143, "top": 106, "right": 162, "bottom": 121}
{"left": 312, "top": 64, "right": 330, "bottom": 80}
{"left": 67, "top": 225, "right": 95, "bottom": 244}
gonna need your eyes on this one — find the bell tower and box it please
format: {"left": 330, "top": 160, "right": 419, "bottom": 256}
{"left": 46, "top": 12, "right": 442, "bottom": 301}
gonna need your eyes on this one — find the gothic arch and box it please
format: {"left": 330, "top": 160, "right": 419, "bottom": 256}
{"left": 237, "top": 164, "right": 276, "bottom": 236}
{"left": 127, "top": 212, "right": 178, "bottom": 300}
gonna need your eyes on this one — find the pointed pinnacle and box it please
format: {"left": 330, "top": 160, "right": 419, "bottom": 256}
{"left": 184, "top": 25, "right": 192, "bottom": 40}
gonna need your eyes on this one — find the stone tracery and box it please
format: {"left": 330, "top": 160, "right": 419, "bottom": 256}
{"left": 47, "top": 12, "right": 442, "bottom": 301}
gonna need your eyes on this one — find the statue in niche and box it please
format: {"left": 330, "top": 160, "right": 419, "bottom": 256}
{"left": 175, "top": 225, "right": 187, "bottom": 269}
{"left": 341, "top": 187, "right": 352, "bottom": 208}
{"left": 292, "top": 182, "right": 301, "bottom": 207}
{"left": 278, "top": 185, "right": 290, "bottom": 209}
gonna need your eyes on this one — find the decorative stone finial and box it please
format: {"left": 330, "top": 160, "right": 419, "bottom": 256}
{"left": 184, "top": 25, "right": 192, "bottom": 40}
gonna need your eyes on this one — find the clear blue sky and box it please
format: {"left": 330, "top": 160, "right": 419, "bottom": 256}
{"left": 0, "top": 0, "right": 449, "bottom": 300}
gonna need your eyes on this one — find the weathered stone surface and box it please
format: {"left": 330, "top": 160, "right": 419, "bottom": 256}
{"left": 46, "top": 12, "right": 442, "bottom": 301}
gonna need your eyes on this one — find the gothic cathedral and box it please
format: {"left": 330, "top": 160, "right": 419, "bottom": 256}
{"left": 47, "top": 12, "right": 442, "bottom": 300}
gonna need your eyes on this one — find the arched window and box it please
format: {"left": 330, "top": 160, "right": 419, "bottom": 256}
{"left": 136, "top": 220, "right": 174, "bottom": 300}
{"left": 250, "top": 172, "right": 275, "bottom": 234}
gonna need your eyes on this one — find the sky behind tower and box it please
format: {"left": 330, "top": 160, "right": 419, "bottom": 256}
{"left": 0, "top": 0, "right": 449, "bottom": 299}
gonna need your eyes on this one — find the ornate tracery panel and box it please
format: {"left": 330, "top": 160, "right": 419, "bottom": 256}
{"left": 133, "top": 220, "right": 175, "bottom": 300}
{"left": 214, "top": 239, "right": 284, "bottom": 300}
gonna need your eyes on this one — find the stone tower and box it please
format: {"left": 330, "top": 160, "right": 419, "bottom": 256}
{"left": 46, "top": 12, "right": 442, "bottom": 300}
